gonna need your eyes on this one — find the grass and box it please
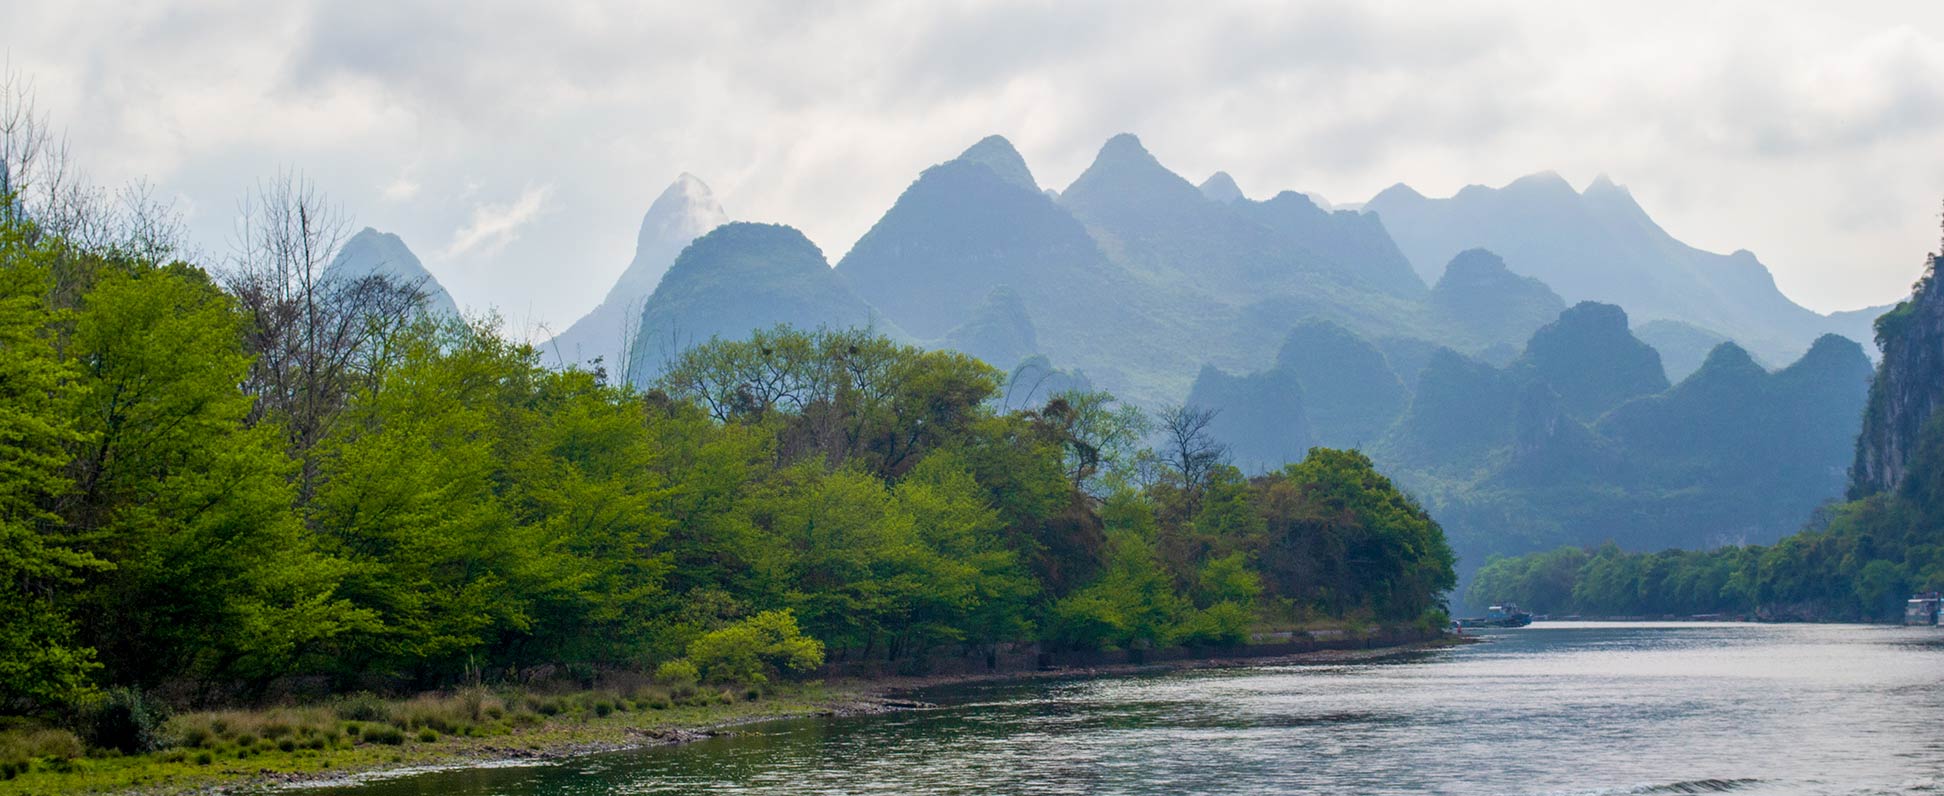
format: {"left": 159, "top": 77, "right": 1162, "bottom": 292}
{"left": 0, "top": 682, "right": 844, "bottom": 796}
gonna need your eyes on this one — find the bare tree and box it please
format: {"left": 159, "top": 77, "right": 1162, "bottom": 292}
{"left": 1158, "top": 404, "right": 1229, "bottom": 492}
{"left": 224, "top": 171, "right": 426, "bottom": 496}
{"left": 2, "top": 66, "right": 186, "bottom": 264}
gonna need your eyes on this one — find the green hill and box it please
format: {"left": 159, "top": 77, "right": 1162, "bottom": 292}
{"left": 629, "top": 222, "right": 890, "bottom": 377}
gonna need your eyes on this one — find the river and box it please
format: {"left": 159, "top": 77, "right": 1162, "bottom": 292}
{"left": 302, "top": 622, "right": 1944, "bottom": 795}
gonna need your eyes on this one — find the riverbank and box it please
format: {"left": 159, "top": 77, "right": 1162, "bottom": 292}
{"left": 0, "top": 635, "right": 1460, "bottom": 796}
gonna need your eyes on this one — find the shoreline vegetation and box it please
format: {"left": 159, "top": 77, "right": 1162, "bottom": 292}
{"left": 0, "top": 634, "right": 1458, "bottom": 796}
{"left": 1, "top": 176, "right": 1460, "bottom": 796}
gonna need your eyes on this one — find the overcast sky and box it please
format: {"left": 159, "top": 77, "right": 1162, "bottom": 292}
{"left": 5, "top": 1, "right": 1943, "bottom": 332}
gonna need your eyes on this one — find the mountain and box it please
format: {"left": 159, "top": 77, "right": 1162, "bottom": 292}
{"left": 1825, "top": 302, "right": 1897, "bottom": 357}
{"left": 546, "top": 174, "right": 727, "bottom": 371}
{"left": 1364, "top": 172, "right": 1852, "bottom": 363}
{"left": 1378, "top": 347, "right": 1518, "bottom": 473}
{"left": 627, "top": 222, "right": 889, "bottom": 380}
{"left": 1198, "top": 171, "right": 1245, "bottom": 203}
{"left": 1508, "top": 302, "right": 1668, "bottom": 421}
{"left": 941, "top": 286, "right": 1038, "bottom": 373}
{"left": 837, "top": 135, "right": 1229, "bottom": 406}
{"left": 1182, "top": 321, "right": 1407, "bottom": 466}
{"left": 1428, "top": 248, "right": 1566, "bottom": 350}
{"left": 1231, "top": 191, "right": 1426, "bottom": 301}
{"left": 1273, "top": 321, "right": 1407, "bottom": 449}
{"left": 1853, "top": 259, "right": 1944, "bottom": 496}
{"left": 324, "top": 228, "right": 459, "bottom": 316}
{"left": 1061, "top": 134, "right": 1425, "bottom": 302}
{"left": 841, "top": 135, "right": 1101, "bottom": 339}
{"left": 1185, "top": 363, "right": 1310, "bottom": 473}
{"left": 1634, "top": 319, "right": 1734, "bottom": 382}
{"left": 1157, "top": 298, "right": 1878, "bottom": 564}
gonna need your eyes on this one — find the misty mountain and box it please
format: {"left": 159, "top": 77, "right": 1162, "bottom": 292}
{"left": 840, "top": 135, "right": 1119, "bottom": 340}
{"left": 1825, "top": 302, "right": 1897, "bottom": 357}
{"left": 1185, "top": 363, "right": 1311, "bottom": 473}
{"left": 627, "top": 222, "right": 890, "bottom": 379}
{"left": 1183, "top": 299, "right": 1870, "bottom": 568}
{"left": 546, "top": 174, "right": 728, "bottom": 372}
{"left": 1060, "top": 134, "right": 1425, "bottom": 302}
{"left": 324, "top": 228, "right": 459, "bottom": 316}
{"left": 1634, "top": 319, "right": 1734, "bottom": 382}
{"left": 940, "top": 286, "right": 1039, "bottom": 374}
{"left": 1197, "top": 171, "right": 1245, "bottom": 204}
{"left": 1507, "top": 302, "right": 1668, "bottom": 421}
{"left": 1428, "top": 248, "right": 1567, "bottom": 350}
{"left": 837, "top": 135, "right": 1232, "bottom": 406}
{"left": 1365, "top": 172, "right": 1856, "bottom": 364}
{"left": 1274, "top": 320, "right": 1408, "bottom": 450}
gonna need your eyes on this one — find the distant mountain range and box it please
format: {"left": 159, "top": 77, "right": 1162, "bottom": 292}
{"left": 1365, "top": 172, "right": 1887, "bottom": 363}
{"left": 1186, "top": 302, "right": 1871, "bottom": 564}
{"left": 333, "top": 133, "right": 1896, "bottom": 574}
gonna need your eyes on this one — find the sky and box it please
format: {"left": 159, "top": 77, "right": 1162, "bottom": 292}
{"left": 4, "top": 0, "right": 1943, "bottom": 334}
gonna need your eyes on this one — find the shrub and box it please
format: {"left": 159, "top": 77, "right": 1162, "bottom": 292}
{"left": 277, "top": 738, "right": 297, "bottom": 753}
{"left": 682, "top": 610, "right": 825, "bottom": 686}
{"left": 332, "top": 692, "right": 390, "bottom": 723}
{"left": 194, "top": 751, "right": 214, "bottom": 766}
{"left": 363, "top": 725, "right": 405, "bottom": 746}
{"left": 177, "top": 725, "right": 213, "bottom": 748}
{"left": 416, "top": 728, "right": 438, "bottom": 743}
{"left": 0, "top": 727, "right": 83, "bottom": 775}
{"left": 1177, "top": 601, "right": 1253, "bottom": 647}
{"left": 655, "top": 659, "right": 699, "bottom": 689}
{"left": 78, "top": 688, "right": 168, "bottom": 754}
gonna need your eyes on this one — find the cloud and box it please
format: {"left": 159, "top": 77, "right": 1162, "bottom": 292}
{"left": 443, "top": 185, "right": 549, "bottom": 260}
{"left": 381, "top": 176, "right": 419, "bottom": 201}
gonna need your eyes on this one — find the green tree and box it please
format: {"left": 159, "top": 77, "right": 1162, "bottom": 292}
{"left": 63, "top": 263, "right": 365, "bottom": 685}
{"left": 0, "top": 220, "right": 99, "bottom": 710}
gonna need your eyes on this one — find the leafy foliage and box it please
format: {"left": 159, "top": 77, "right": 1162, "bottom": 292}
{"left": 0, "top": 207, "right": 1454, "bottom": 719}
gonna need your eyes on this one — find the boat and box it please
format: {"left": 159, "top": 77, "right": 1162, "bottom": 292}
{"left": 1455, "top": 604, "right": 1533, "bottom": 629}
{"left": 1907, "top": 592, "right": 1941, "bottom": 626}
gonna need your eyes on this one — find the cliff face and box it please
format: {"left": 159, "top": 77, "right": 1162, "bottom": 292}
{"left": 1852, "top": 254, "right": 1944, "bottom": 498}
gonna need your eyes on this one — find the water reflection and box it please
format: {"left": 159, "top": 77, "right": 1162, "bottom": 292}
{"left": 301, "top": 623, "right": 1944, "bottom": 796}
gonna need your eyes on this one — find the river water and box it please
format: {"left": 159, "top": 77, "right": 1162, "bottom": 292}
{"left": 303, "top": 623, "right": 1944, "bottom": 796}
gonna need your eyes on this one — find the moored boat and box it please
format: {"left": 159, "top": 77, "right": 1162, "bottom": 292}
{"left": 1907, "top": 593, "right": 1941, "bottom": 626}
{"left": 1456, "top": 604, "right": 1533, "bottom": 629}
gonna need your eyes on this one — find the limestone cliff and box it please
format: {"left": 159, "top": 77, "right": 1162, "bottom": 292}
{"left": 1851, "top": 246, "right": 1944, "bottom": 497}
